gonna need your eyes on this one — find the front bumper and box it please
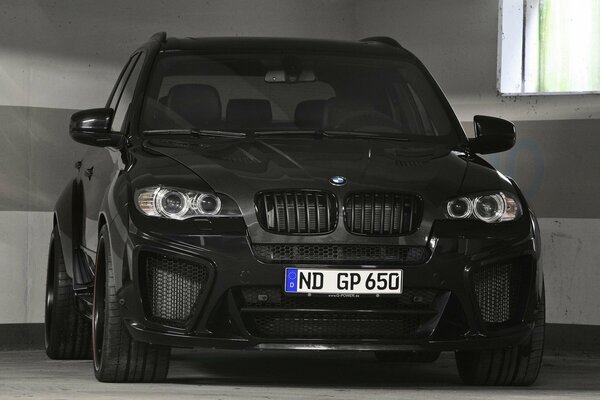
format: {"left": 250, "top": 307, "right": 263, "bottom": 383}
{"left": 126, "top": 321, "right": 534, "bottom": 351}
{"left": 117, "top": 216, "right": 541, "bottom": 352}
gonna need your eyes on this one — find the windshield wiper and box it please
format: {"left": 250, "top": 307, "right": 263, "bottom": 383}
{"left": 321, "top": 130, "right": 409, "bottom": 141}
{"left": 252, "top": 130, "right": 324, "bottom": 137}
{"left": 253, "top": 129, "right": 409, "bottom": 141}
{"left": 143, "top": 129, "right": 247, "bottom": 138}
{"left": 143, "top": 129, "right": 410, "bottom": 141}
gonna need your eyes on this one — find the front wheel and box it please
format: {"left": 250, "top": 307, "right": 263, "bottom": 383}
{"left": 455, "top": 287, "right": 545, "bottom": 386}
{"left": 92, "top": 225, "right": 171, "bottom": 382}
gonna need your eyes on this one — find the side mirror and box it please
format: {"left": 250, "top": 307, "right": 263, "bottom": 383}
{"left": 468, "top": 115, "right": 516, "bottom": 154}
{"left": 69, "top": 108, "right": 123, "bottom": 147}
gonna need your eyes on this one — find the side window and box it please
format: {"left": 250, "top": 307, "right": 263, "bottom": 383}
{"left": 107, "top": 56, "right": 136, "bottom": 110}
{"left": 112, "top": 53, "right": 146, "bottom": 132}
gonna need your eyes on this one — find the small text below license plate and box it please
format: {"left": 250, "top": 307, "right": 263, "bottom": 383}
{"left": 284, "top": 268, "right": 403, "bottom": 295}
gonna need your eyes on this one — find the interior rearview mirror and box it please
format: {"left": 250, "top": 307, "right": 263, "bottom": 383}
{"left": 265, "top": 69, "right": 316, "bottom": 83}
{"left": 69, "top": 108, "right": 123, "bottom": 147}
{"left": 468, "top": 115, "right": 516, "bottom": 154}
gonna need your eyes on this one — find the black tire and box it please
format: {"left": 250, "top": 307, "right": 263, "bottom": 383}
{"left": 455, "top": 287, "right": 545, "bottom": 386}
{"left": 93, "top": 225, "right": 171, "bottom": 383}
{"left": 45, "top": 227, "right": 92, "bottom": 360}
{"left": 375, "top": 351, "right": 441, "bottom": 363}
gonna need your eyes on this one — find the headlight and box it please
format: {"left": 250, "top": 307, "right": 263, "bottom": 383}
{"left": 135, "top": 186, "right": 224, "bottom": 220}
{"left": 446, "top": 192, "right": 522, "bottom": 223}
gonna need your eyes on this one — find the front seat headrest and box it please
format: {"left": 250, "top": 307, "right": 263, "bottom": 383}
{"left": 295, "top": 100, "right": 326, "bottom": 129}
{"left": 226, "top": 99, "right": 272, "bottom": 129}
{"left": 323, "top": 97, "right": 376, "bottom": 129}
{"left": 166, "top": 84, "right": 222, "bottom": 127}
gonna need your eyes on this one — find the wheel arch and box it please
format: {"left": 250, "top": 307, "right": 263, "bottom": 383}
{"left": 95, "top": 213, "right": 126, "bottom": 291}
{"left": 54, "top": 181, "right": 78, "bottom": 278}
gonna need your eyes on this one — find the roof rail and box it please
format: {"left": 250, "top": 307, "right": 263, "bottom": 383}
{"left": 359, "top": 36, "right": 402, "bottom": 48}
{"left": 150, "top": 32, "right": 167, "bottom": 43}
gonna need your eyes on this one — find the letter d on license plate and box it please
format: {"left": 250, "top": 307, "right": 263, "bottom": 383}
{"left": 285, "top": 268, "right": 403, "bottom": 295}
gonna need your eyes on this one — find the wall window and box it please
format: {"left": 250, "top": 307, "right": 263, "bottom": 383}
{"left": 499, "top": 0, "right": 600, "bottom": 94}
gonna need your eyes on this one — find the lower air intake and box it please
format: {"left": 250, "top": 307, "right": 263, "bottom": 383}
{"left": 239, "top": 286, "right": 439, "bottom": 339}
{"left": 140, "top": 252, "right": 210, "bottom": 328}
{"left": 472, "top": 260, "right": 527, "bottom": 324}
{"left": 251, "top": 312, "right": 422, "bottom": 339}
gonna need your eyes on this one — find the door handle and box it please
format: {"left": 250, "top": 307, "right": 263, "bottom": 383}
{"left": 84, "top": 166, "right": 94, "bottom": 180}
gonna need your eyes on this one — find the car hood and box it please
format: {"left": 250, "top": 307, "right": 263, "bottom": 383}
{"left": 143, "top": 136, "right": 469, "bottom": 245}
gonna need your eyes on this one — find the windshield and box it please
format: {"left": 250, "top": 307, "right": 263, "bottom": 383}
{"left": 140, "top": 52, "right": 460, "bottom": 143}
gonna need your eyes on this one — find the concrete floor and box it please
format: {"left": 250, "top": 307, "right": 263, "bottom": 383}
{"left": 0, "top": 349, "right": 599, "bottom": 399}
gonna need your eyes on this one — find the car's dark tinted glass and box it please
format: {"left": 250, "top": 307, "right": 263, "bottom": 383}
{"left": 112, "top": 53, "right": 146, "bottom": 132}
{"left": 107, "top": 54, "right": 137, "bottom": 111}
{"left": 140, "top": 52, "right": 459, "bottom": 142}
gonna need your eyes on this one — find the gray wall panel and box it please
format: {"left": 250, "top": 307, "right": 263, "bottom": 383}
{"left": 463, "top": 119, "right": 600, "bottom": 219}
{"left": 0, "top": 106, "right": 84, "bottom": 211}
{"left": 0, "top": 0, "right": 357, "bottom": 109}
{"left": 0, "top": 107, "right": 30, "bottom": 210}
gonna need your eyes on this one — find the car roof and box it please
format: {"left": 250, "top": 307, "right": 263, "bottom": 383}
{"left": 155, "top": 36, "right": 413, "bottom": 58}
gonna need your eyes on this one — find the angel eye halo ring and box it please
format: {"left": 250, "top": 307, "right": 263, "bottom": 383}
{"left": 135, "top": 186, "right": 223, "bottom": 220}
{"left": 445, "top": 192, "right": 522, "bottom": 223}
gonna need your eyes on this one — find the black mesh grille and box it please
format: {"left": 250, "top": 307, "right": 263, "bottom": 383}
{"left": 256, "top": 190, "right": 337, "bottom": 234}
{"left": 239, "top": 286, "right": 438, "bottom": 339}
{"left": 472, "top": 262, "right": 523, "bottom": 324}
{"left": 253, "top": 244, "right": 430, "bottom": 265}
{"left": 140, "top": 252, "right": 210, "bottom": 328}
{"left": 344, "top": 192, "right": 421, "bottom": 236}
{"left": 250, "top": 312, "right": 422, "bottom": 339}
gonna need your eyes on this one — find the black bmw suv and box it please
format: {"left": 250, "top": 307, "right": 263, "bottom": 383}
{"left": 44, "top": 33, "right": 544, "bottom": 385}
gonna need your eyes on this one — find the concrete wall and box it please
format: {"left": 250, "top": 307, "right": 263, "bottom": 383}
{"left": 354, "top": 0, "right": 600, "bottom": 326}
{"left": 1, "top": 0, "right": 597, "bottom": 328}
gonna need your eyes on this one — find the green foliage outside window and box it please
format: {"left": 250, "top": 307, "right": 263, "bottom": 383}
{"left": 538, "top": 0, "right": 600, "bottom": 92}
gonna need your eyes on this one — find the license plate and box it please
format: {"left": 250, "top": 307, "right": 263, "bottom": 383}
{"left": 284, "top": 268, "right": 403, "bottom": 295}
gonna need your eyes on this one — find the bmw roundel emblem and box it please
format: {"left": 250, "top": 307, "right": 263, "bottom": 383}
{"left": 329, "top": 176, "right": 347, "bottom": 186}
